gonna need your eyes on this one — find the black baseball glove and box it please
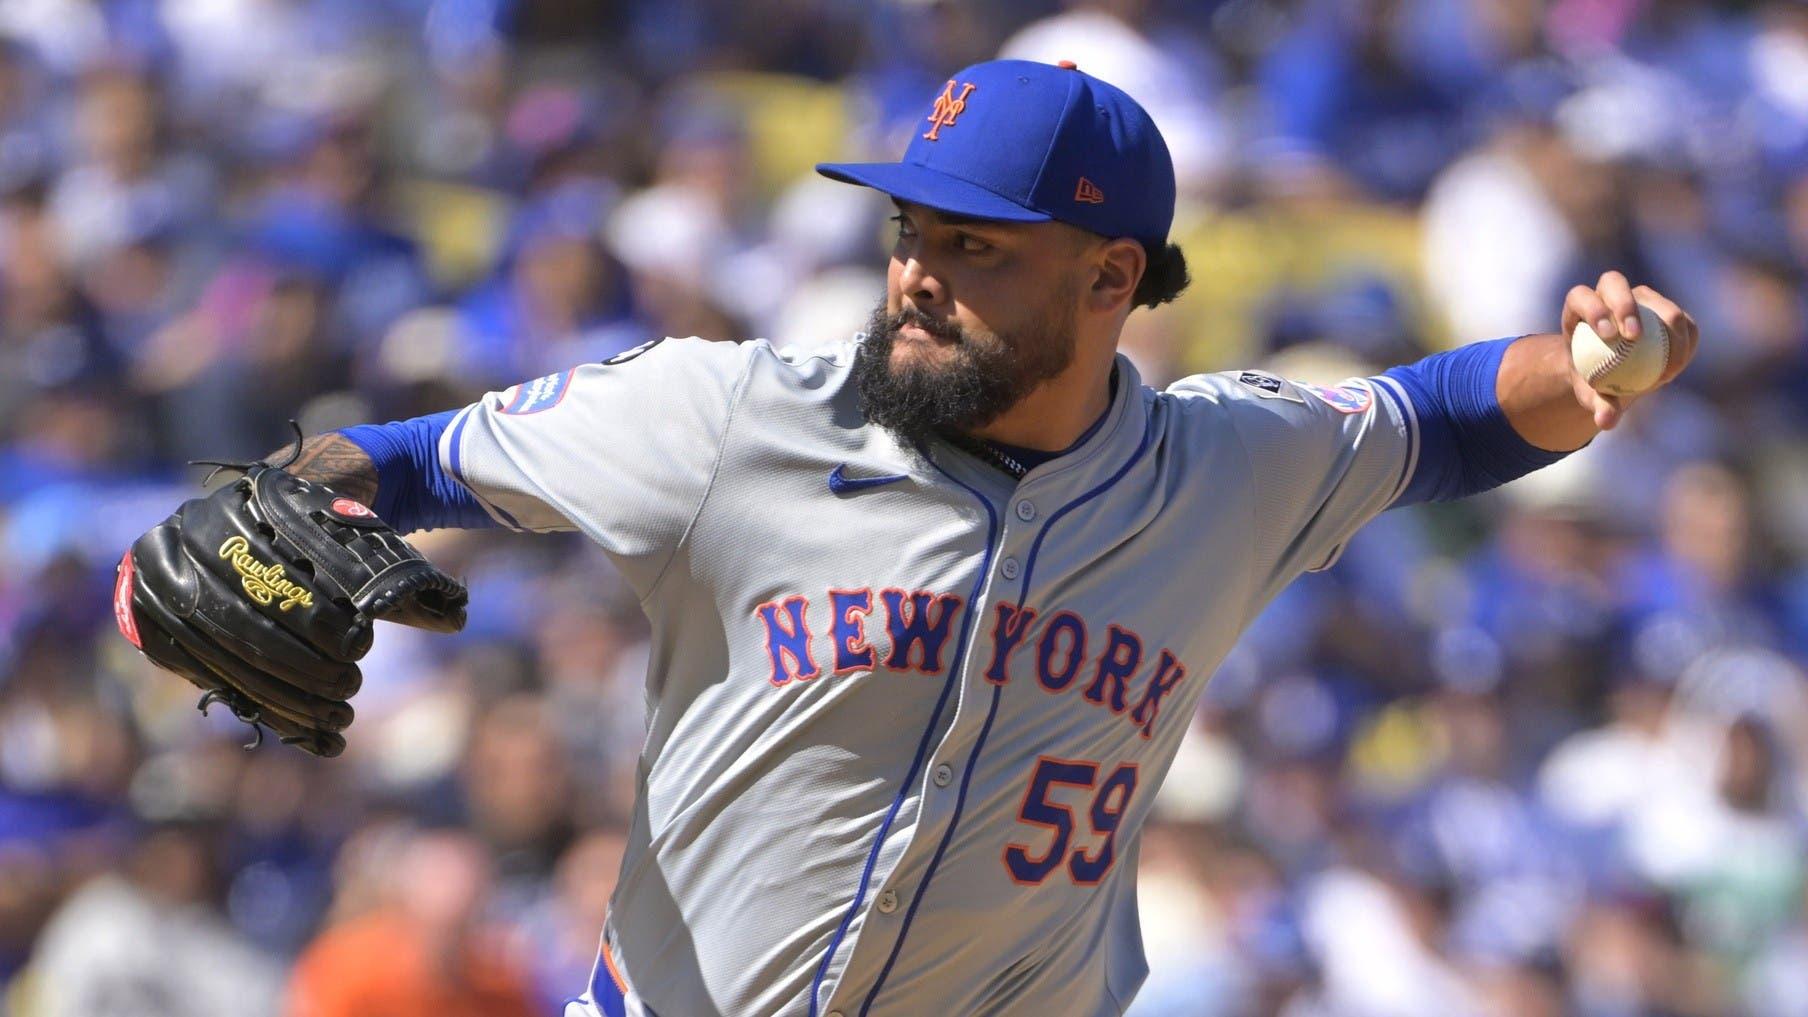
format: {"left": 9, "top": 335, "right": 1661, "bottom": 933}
{"left": 113, "top": 453, "right": 468, "bottom": 757}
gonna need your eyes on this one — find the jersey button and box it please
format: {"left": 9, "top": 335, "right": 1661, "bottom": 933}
{"left": 828, "top": 1011, "right": 846, "bottom": 1017}
{"left": 1015, "top": 500, "right": 1036, "bottom": 522}
{"left": 933, "top": 763, "right": 954, "bottom": 787}
{"left": 877, "top": 889, "right": 899, "bottom": 914}
{"left": 999, "top": 557, "right": 1020, "bottom": 580}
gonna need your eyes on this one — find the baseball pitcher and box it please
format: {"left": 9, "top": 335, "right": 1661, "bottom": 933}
{"left": 113, "top": 60, "right": 1699, "bottom": 1017}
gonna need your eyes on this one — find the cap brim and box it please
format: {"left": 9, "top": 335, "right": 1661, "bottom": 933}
{"left": 816, "top": 161, "right": 1051, "bottom": 223}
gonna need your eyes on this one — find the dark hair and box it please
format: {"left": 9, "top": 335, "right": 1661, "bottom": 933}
{"left": 1133, "top": 241, "right": 1190, "bottom": 309}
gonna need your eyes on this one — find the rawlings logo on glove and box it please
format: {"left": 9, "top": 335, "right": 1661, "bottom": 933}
{"left": 218, "top": 536, "right": 316, "bottom": 610}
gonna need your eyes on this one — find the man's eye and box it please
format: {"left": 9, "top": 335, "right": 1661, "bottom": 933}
{"left": 889, "top": 214, "right": 914, "bottom": 237}
{"left": 956, "top": 234, "right": 990, "bottom": 253}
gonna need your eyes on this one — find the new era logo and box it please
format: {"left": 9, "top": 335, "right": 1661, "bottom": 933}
{"left": 1074, "top": 177, "right": 1105, "bottom": 204}
{"left": 923, "top": 80, "right": 977, "bottom": 141}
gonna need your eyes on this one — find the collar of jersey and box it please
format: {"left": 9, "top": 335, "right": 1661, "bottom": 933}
{"left": 935, "top": 353, "right": 1143, "bottom": 489}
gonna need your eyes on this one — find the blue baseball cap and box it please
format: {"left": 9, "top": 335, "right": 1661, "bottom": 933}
{"left": 818, "top": 59, "right": 1175, "bottom": 245}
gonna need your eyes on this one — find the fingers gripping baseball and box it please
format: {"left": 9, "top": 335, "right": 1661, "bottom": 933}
{"left": 1560, "top": 273, "right": 1700, "bottom": 430}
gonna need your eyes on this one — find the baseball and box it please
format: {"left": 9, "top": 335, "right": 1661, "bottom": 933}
{"left": 1571, "top": 303, "right": 1671, "bottom": 397}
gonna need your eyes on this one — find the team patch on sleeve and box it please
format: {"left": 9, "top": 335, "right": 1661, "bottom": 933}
{"left": 1304, "top": 381, "right": 1374, "bottom": 414}
{"left": 501, "top": 370, "right": 575, "bottom": 415}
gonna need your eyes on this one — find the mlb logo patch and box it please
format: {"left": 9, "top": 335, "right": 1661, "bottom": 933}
{"left": 1237, "top": 371, "right": 1304, "bottom": 403}
{"left": 1304, "top": 382, "right": 1373, "bottom": 414}
{"left": 604, "top": 338, "right": 663, "bottom": 366}
{"left": 502, "top": 370, "right": 574, "bottom": 414}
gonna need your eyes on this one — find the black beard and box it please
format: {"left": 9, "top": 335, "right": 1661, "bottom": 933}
{"left": 852, "top": 301, "right": 1074, "bottom": 450}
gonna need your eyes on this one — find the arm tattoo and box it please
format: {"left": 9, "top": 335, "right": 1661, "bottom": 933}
{"left": 270, "top": 433, "right": 380, "bottom": 506}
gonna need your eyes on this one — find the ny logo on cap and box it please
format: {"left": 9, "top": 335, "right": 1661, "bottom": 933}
{"left": 923, "top": 80, "right": 977, "bottom": 141}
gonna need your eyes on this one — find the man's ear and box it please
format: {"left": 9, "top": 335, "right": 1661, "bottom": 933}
{"left": 1087, "top": 237, "right": 1146, "bottom": 315}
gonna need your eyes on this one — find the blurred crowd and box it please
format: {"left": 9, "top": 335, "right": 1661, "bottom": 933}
{"left": 4, "top": 0, "right": 1808, "bottom": 1014}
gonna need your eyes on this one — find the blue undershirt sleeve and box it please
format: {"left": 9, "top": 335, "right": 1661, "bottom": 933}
{"left": 335, "top": 410, "right": 499, "bottom": 534}
{"left": 1379, "top": 337, "right": 1575, "bottom": 507}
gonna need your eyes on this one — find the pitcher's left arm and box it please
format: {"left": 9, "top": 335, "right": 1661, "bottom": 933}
{"left": 1381, "top": 272, "right": 1699, "bottom": 506}
{"left": 1499, "top": 271, "right": 1699, "bottom": 449}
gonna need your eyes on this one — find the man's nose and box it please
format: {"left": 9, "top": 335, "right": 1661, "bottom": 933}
{"left": 897, "top": 255, "right": 947, "bottom": 308}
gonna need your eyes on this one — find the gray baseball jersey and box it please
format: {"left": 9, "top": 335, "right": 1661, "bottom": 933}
{"left": 439, "top": 336, "right": 1417, "bottom": 1017}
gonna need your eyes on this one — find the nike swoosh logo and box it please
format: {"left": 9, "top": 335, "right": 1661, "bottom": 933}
{"left": 828, "top": 464, "right": 908, "bottom": 494}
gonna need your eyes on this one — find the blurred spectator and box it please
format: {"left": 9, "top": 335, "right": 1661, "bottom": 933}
{"left": 286, "top": 828, "right": 539, "bottom": 1017}
{"left": 1297, "top": 860, "right": 1481, "bottom": 1016}
{"left": 1254, "top": 0, "right": 1487, "bottom": 203}
{"left": 999, "top": 0, "right": 1230, "bottom": 195}
{"left": 48, "top": 66, "right": 211, "bottom": 275}
{"left": 516, "top": 827, "right": 628, "bottom": 1013}
{"left": 1419, "top": 81, "right": 1589, "bottom": 343}
{"left": 23, "top": 824, "right": 283, "bottom": 1017}
{"left": 0, "top": 38, "right": 57, "bottom": 195}
{"left": 456, "top": 179, "right": 642, "bottom": 382}
{"left": 602, "top": 94, "right": 763, "bottom": 338}
{"left": 460, "top": 693, "right": 577, "bottom": 904}
{"left": 1126, "top": 822, "right": 1256, "bottom": 1016}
